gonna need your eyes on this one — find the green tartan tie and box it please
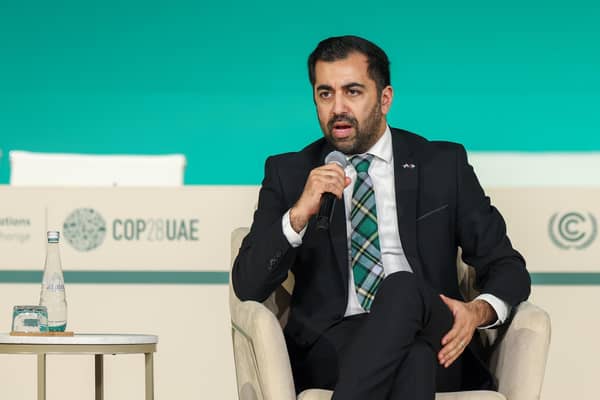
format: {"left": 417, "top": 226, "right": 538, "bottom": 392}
{"left": 350, "top": 154, "right": 384, "bottom": 311}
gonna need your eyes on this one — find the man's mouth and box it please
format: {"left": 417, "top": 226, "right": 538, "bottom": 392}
{"left": 331, "top": 121, "right": 355, "bottom": 139}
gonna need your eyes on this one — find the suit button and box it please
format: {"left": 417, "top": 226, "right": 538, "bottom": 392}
{"left": 267, "top": 258, "right": 278, "bottom": 270}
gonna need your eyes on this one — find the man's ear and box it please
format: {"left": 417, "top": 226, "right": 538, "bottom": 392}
{"left": 380, "top": 85, "right": 393, "bottom": 115}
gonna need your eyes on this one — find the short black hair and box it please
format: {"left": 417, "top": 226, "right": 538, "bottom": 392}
{"left": 308, "top": 35, "right": 391, "bottom": 93}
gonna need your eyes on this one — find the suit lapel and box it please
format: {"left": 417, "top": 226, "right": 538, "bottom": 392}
{"left": 392, "top": 131, "right": 423, "bottom": 278}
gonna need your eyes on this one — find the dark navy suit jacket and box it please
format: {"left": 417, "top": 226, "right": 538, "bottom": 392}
{"left": 232, "top": 128, "right": 530, "bottom": 388}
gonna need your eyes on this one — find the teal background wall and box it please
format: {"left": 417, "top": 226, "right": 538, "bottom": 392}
{"left": 1, "top": 0, "right": 599, "bottom": 185}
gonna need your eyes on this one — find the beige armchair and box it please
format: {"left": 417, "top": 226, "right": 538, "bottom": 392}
{"left": 229, "top": 227, "right": 551, "bottom": 400}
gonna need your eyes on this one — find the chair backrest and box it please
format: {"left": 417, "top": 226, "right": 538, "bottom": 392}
{"left": 9, "top": 150, "right": 186, "bottom": 186}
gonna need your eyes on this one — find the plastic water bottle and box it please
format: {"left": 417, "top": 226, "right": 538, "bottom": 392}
{"left": 39, "top": 231, "right": 68, "bottom": 332}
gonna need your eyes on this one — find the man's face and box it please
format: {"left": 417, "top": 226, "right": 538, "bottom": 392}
{"left": 313, "top": 52, "right": 393, "bottom": 154}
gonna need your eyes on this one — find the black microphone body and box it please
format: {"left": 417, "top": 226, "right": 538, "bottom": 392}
{"left": 316, "top": 151, "right": 348, "bottom": 230}
{"left": 316, "top": 192, "right": 337, "bottom": 230}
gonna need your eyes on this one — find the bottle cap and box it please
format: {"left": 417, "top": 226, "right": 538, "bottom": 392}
{"left": 47, "top": 231, "right": 60, "bottom": 243}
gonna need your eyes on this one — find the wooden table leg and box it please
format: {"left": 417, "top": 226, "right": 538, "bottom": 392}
{"left": 37, "top": 353, "right": 46, "bottom": 400}
{"left": 145, "top": 352, "right": 154, "bottom": 400}
{"left": 95, "top": 354, "right": 104, "bottom": 400}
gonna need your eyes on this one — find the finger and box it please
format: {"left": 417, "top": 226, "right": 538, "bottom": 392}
{"left": 314, "top": 166, "right": 346, "bottom": 183}
{"left": 439, "top": 294, "right": 458, "bottom": 315}
{"left": 319, "top": 163, "right": 346, "bottom": 178}
{"left": 318, "top": 165, "right": 347, "bottom": 194}
{"left": 441, "top": 321, "right": 461, "bottom": 346}
{"left": 321, "top": 180, "right": 345, "bottom": 197}
{"left": 441, "top": 319, "right": 475, "bottom": 360}
{"left": 310, "top": 171, "right": 346, "bottom": 197}
{"left": 439, "top": 293, "right": 451, "bottom": 306}
{"left": 444, "top": 351, "right": 460, "bottom": 368}
{"left": 313, "top": 167, "right": 345, "bottom": 181}
{"left": 439, "top": 337, "right": 466, "bottom": 365}
{"left": 439, "top": 334, "right": 461, "bottom": 361}
{"left": 311, "top": 165, "right": 345, "bottom": 182}
{"left": 443, "top": 339, "right": 467, "bottom": 368}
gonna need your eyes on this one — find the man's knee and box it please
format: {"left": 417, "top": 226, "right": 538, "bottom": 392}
{"left": 372, "top": 271, "right": 421, "bottom": 308}
{"left": 380, "top": 270, "right": 417, "bottom": 291}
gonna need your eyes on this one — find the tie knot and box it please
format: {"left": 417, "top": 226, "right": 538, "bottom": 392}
{"left": 351, "top": 154, "right": 374, "bottom": 173}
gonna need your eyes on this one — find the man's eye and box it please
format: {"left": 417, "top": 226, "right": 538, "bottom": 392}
{"left": 348, "top": 89, "right": 361, "bottom": 96}
{"left": 319, "top": 92, "right": 332, "bottom": 99}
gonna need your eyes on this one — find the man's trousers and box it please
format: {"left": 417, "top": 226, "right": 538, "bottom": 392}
{"left": 286, "top": 271, "right": 466, "bottom": 400}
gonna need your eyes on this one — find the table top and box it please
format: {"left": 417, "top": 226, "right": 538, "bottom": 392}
{"left": 0, "top": 333, "right": 158, "bottom": 345}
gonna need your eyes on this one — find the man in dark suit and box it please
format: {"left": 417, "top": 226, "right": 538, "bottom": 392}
{"left": 232, "top": 36, "right": 530, "bottom": 400}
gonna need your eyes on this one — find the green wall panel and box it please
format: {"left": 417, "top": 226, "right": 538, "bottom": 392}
{"left": 1, "top": 1, "right": 599, "bottom": 184}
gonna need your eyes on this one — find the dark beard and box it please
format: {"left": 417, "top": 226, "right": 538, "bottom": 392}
{"left": 322, "top": 101, "right": 384, "bottom": 155}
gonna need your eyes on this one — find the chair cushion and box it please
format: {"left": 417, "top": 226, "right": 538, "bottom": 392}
{"left": 297, "top": 389, "right": 506, "bottom": 400}
{"left": 437, "top": 391, "right": 507, "bottom": 400}
{"left": 298, "top": 389, "right": 332, "bottom": 400}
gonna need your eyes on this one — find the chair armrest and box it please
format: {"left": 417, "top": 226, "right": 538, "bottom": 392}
{"left": 231, "top": 298, "right": 296, "bottom": 400}
{"left": 490, "top": 301, "right": 551, "bottom": 400}
{"left": 231, "top": 227, "right": 250, "bottom": 264}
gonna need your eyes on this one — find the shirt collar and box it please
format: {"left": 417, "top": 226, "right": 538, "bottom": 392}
{"left": 347, "top": 125, "right": 392, "bottom": 165}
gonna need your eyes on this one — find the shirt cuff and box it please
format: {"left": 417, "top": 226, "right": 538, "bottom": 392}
{"left": 282, "top": 209, "right": 306, "bottom": 248}
{"left": 475, "top": 293, "right": 512, "bottom": 329}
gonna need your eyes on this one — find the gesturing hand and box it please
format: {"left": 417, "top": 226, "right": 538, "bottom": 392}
{"left": 438, "top": 295, "right": 496, "bottom": 368}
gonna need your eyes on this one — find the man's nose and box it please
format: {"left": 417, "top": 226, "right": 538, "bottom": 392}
{"left": 332, "top": 94, "right": 348, "bottom": 115}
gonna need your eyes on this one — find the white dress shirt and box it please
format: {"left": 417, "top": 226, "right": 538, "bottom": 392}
{"left": 282, "top": 126, "right": 509, "bottom": 326}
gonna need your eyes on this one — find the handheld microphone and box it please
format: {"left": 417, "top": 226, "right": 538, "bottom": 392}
{"left": 316, "top": 151, "right": 348, "bottom": 230}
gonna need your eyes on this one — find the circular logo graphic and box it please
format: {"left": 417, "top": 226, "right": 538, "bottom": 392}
{"left": 548, "top": 211, "right": 597, "bottom": 250}
{"left": 63, "top": 208, "right": 107, "bottom": 252}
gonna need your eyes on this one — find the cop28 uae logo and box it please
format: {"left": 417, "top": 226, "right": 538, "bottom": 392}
{"left": 548, "top": 211, "right": 597, "bottom": 250}
{"left": 63, "top": 208, "right": 107, "bottom": 252}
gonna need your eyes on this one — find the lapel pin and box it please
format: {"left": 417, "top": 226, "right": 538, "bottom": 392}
{"left": 402, "top": 163, "right": 416, "bottom": 169}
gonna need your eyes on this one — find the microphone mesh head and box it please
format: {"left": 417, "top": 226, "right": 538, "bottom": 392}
{"left": 324, "top": 151, "right": 348, "bottom": 168}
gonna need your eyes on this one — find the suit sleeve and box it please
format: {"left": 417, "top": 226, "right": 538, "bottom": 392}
{"left": 231, "top": 156, "right": 300, "bottom": 302}
{"left": 454, "top": 145, "right": 531, "bottom": 307}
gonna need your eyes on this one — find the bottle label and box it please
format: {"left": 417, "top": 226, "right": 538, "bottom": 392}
{"left": 44, "top": 273, "right": 65, "bottom": 291}
{"left": 45, "top": 281, "right": 65, "bottom": 291}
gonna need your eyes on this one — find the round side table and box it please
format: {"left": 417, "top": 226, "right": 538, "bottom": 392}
{"left": 0, "top": 333, "right": 158, "bottom": 400}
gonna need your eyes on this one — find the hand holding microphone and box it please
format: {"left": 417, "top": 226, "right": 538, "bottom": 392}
{"left": 316, "top": 151, "right": 348, "bottom": 230}
{"left": 289, "top": 151, "right": 350, "bottom": 233}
